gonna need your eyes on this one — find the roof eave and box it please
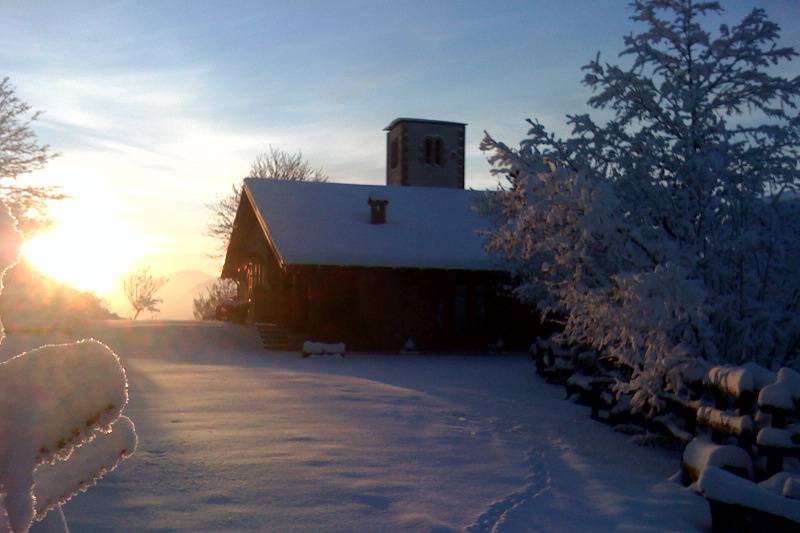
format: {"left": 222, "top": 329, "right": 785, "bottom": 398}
{"left": 243, "top": 182, "right": 289, "bottom": 271}
{"left": 220, "top": 182, "right": 290, "bottom": 279}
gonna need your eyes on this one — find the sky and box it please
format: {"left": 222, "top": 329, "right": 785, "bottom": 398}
{"left": 2, "top": 0, "right": 799, "bottom": 310}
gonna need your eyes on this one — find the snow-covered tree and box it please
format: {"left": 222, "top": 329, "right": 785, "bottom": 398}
{"left": 0, "top": 78, "right": 53, "bottom": 181}
{"left": 482, "top": 0, "right": 800, "bottom": 411}
{"left": 0, "top": 77, "right": 62, "bottom": 238}
{"left": 206, "top": 146, "right": 328, "bottom": 254}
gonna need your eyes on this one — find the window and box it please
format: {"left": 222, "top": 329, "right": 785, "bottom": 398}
{"left": 434, "top": 137, "right": 444, "bottom": 165}
{"left": 390, "top": 138, "right": 400, "bottom": 169}
{"left": 424, "top": 137, "right": 445, "bottom": 166}
{"left": 245, "top": 261, "right": 269, "bottom": 292}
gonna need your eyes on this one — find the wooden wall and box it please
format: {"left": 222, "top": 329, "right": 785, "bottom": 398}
{"left": 252, "top": 263, "right": 542, "bottom": 351}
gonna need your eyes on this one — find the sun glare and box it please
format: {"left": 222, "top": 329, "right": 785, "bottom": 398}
{"left": 22, "top": 209, "right": 154, "bottom": 296}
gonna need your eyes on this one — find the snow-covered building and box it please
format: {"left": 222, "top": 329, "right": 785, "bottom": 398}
{"left": 221, "top": 119, "right": 538, "bottom": 349}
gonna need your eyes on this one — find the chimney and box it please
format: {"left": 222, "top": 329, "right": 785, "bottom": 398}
{"left": 384, "top": 117, "right": 466, "bottom": 188}
{"left": 368, "top": 197, "right": 388, "bottom": 224}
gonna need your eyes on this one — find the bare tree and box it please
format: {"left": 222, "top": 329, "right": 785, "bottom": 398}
{"left": 248, "top": 146, "right": 328, "bottom": 182}
{"left": 123, "top": 267, "right": 168, "bottom": 320}
{"left": 0, "top": 76, "right": 62, "bottom": 237}
{"left": 206, "top": 146, "right": 328, "bottom": 253}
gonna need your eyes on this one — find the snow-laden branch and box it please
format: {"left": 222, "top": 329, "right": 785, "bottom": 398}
{"left": 33, "top": 416, "right": 137, "bottom": 522}
{"left": 0, "top": 201, "right": 137, "bottom": 533}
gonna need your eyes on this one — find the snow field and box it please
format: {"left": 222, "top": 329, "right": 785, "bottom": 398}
{"left": 1, "top": 321, "right": 711, "bottom": 532}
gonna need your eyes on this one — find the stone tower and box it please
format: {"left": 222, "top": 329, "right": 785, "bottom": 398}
{"left": 385, "top": 118, "right": 466, "bottom": 188}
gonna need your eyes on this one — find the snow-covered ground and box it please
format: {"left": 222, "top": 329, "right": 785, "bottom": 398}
{"left": 2, "top": 321, "right": 708, "bottom": 532}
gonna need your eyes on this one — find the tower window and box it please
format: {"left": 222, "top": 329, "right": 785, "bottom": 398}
{"left": 424, "top": 137, "right": 445, "bottom": 166}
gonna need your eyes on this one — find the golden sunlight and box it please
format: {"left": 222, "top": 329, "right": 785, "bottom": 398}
{"left": 21, "top": 206, "right": 154, "bottom": 295}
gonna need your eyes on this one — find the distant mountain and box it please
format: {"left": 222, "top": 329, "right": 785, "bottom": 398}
{"left": 157, "top": 270, "right": 217, "bottom": 320}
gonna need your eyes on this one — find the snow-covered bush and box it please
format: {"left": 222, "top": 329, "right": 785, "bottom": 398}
{"left": 482, "top": 0, "right": 800, "bottom": 412}
{"left": 192, "top": 279, "right": 238, "bottom": 320}
{"left": 0, "top": 202, "right": 137, "bottom": 533}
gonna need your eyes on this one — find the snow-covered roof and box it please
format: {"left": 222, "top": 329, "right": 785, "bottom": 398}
{"left": 241, "top": 178, "right": 504, "bottom": 271}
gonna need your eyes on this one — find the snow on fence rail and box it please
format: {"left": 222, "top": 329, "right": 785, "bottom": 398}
{"left": 681, "top": 438, "right": 753, "bottom": 484}
{"left": 532, "top": 331, "right": 800, "bottom": 531}
{"left": 695, "top": 467, "right": 800, "bottom": 531}
{"left": 706, "top": 366, "right": 754, "bottom": 400}
{"left": 758, "top": 368, "right": 800, "bottom": 413}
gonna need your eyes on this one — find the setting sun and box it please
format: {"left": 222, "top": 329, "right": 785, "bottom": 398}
{"left": 21, "top": 207, "right": 154, "bottom": 295}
